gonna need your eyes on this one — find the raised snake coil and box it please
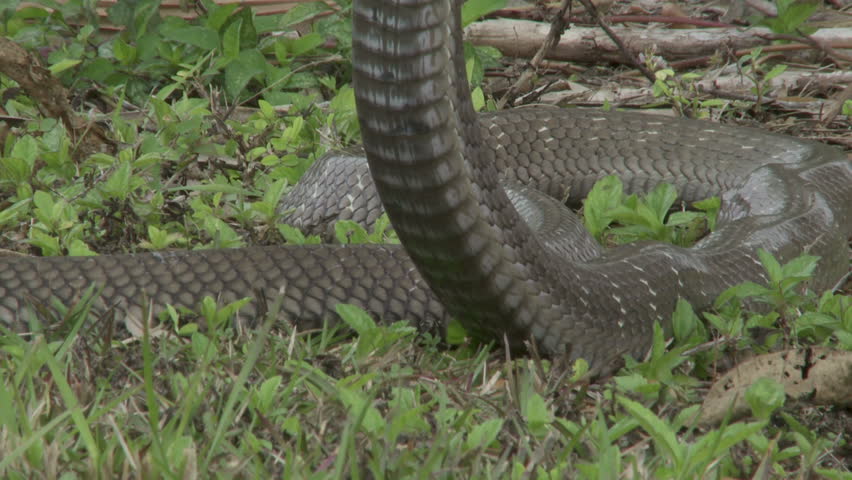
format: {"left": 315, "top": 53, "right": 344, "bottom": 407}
{"left": 2, "top": 0, "right": 850, "bottom": 374}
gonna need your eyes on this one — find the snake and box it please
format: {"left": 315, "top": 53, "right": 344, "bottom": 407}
{"left": 1, "top": 0, "right": 850, "bottom": 375}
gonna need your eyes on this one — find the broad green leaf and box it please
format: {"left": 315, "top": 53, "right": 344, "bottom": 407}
{"left": 48, "top": 59, "right": 81, "bottom": 74}
{"left": 67, "top": 239, "right": 96, "bottom": 257}
{"left": 522, "top": 392, "right": 552, "bottom": 438}
{"left": 336, "top": 303, "right": 376, "bottom": 336}
{"left": 113, "top": 38, "right": 137, "bottom": 65}
{"left": 465, "top": 419, "right": 504, "bottom": 450}
{"left": 335, "top": 220, "right": 369, "bottom": 244}
{"left": 286, "top": 33, "right": 324, "bottom": 56}
{"left": 757, "top": 249, "right": 783, "bottom": 284}
{"left": 222, "top": 19, "right": 242, "bottom": 59}
{"left": 101, "top": 161, "right": 132, "bottom": 201}
{"left": 583, "top": 175, "right": 623, "bottom": 239}
{"left": 745, "top": 377, "right": 785, "bottom": 420}
{"left": 672, "top": 298, "right": 703, "bottom": 345}
{"left": 461, "top": 0, "right": 506, "bottom": 26}
{"left": 337, "top": 385, "right": 383, "bottom": 434}
{"left": 224, "top": 49, "right": 267, "bottom": 98}
{"left": 617, "top": 396, "right": 683, "bottom": 466}
{"left": 160, "top": 24, "right": 219, "bottom": 50}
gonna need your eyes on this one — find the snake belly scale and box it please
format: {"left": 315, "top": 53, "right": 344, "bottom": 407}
{"left": 0, "top": 0, "right": 849, "bottom": 374}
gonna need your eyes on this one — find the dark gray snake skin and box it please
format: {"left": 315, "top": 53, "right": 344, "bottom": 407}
{"left": 1, "top": 0, "right": 850, "bottom": 374}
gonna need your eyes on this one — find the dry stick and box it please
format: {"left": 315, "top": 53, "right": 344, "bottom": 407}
{"left": 492, "top": 5, "right": 736, "bottom": 29}
{"left": 821, "top": 81, "right": 852, "bottom": 126}
{"left": 497, "top": 0, "right": 573, "bottom": 108}
{"left": 696, "top": 87, "right": 839, "bottom": 115}
{"left": 597, "top": 15, "right": 734, "bottom": 28}
{"left": 574, "top": 0, "right": 655, "bottom": 84}
{"left": 760, "top": 31, "right": 852, "bottom": 65}
{"left": 669, "top": 34, "right": 852, "bottom": 71}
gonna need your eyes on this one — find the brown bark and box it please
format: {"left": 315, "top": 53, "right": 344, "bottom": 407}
{"left": 464, "top": 21, "right": 852, "bottom": 65}
{"left": 0, "top": 37, "right": 114, "bottom": 161}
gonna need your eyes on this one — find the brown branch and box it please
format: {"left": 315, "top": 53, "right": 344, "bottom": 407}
{"left": 0, "top": 37, "right": 114, "bottom": 161}
{"left": 759, "top": 32, "right": 852, "bottom": 65}
{"left": 573, "top": 0, "right": 655, "bottom": 83}
{"left": 497, "top": 0, "right": 573, "bottom": 108}
{"left": 599, "top": 15, "right": 734, "bottom": 28}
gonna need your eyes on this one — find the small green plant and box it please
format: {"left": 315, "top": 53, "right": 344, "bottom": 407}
{"left": 335, "top": 304, "right": 417, "bottom": 360}
{"left": 650, "top": 68, "right": 729, "bottom": 118}
{"left": 0, "top": 0, "right": 849, "bottom": 477}
{"left": 583, "top": 175, "right": 717, "bottom": 247}
{"left": 755, "top": 0, "right": 819, "bottom": 36}
{"left": 738, "top": 47, "right": 789, "bottom": 106}
{"left": 334, "top": 214, "right": 396, "bottom": 245}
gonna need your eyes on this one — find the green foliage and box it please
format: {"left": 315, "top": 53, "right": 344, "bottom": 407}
{"left": 0, "top": 0, "right": 849, "bottom": 477}
{"left": 583, "top": 175, "right": 716, "bottom": 246}
{"left": 4, "top": 0, "right": 339, "bottom": 105}
{"left": 739, "top": 46, "right": 787, "bottom": 97}
{"left": 746, "top": 378, "right": 785, "bottom": 420}
{"left": 334, "top": 214, "right": 396, "bottom": 245}
{"left": 715, "top": 249, "right": 820, "bottom": 311}
{"left": 756, "top": 0, "right": 819, "bottom": 35}
{"left": 461, "top": 0, "right": 506, "bottom": 27}
{"left": 650, "top": 68, "right": 729, "bottom": 118}
{"left": 335, "top": 304, "right": 417, "bottom": 360}
{"left": 706, "top": 249, "right": 851, "bottom": 357}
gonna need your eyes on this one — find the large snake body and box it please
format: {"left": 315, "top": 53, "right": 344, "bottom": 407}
{"left": 1, "top": 0, "right": 850, "bottom": 374}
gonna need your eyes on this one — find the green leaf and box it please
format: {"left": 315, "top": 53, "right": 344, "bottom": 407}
{"left": 231, "top": 8, "right": 257, "bottom": 50}
{"left": 583, "top": 175, "right": 623, "bottom": 239}
{"left": 206, "top": 2, "right": 241, "bottom": 30}
{"left": 779, "top": 253, "right": 819, "bottom": 280}
{"left": 0, "top": 198, "right": 31, "bottom": 226}
{"left": 763, "top": 64, "right": 787, "bottom": 83}
{"left": 286, "top": 33, "right": 324, "bottom": 56}
{"left": 672, "top": 298, "right": 703, "bottom": 345}
{"left": 446, "top": 319, "right": 468, "bottom": 345}
{"left": 337, "top": 382, "right": 383, "bottom": 434}
{"left": 746, "top": 377, "right": 785, "bottom": 420}
{"left": 757, "top": 249, "right": 783, "bottom": 284}
{"left": 461, "top": 0, "right": 506, "bottom": 26}
{"left": 113, "top": 38, "right": 137, "bottom": 65}
{"left": 160, "top": 24, "right": 219, "bottom": 51}
{"left": 617, "top": 396, "right": 683, "bottom": 466}
{"left": 666, "top": 211, "right": 703, "bottom": 227}
{"left": 522, "top": 392, "right": 552, "bottom": 438}
{"left": 32, "top": 191, "right": 57, "bottom": 227}
{"left": 471, "top": 86, "right": 485, "bottom": 112}
{"left": 689, "top": 421, "right": 765, "bottom": 473}
{"left": 67, "top": 239, "right": 96, "bottom": 256}
{"left": 769, "top": 0, "right": 818, "bottom": 34}
{"left": 465, "top": 418, "right": 503, "bottom": 450}
{"left": 335, "top": 220, "right": 370, "bottom": 244}
{"left": 275, "top": 2, "right": 331, "bottom": 29}
{"left": 101, "top": 161, "right": 132, "bottom": 201}
{"left": 28, "top": 229, "right": 61, "bottom": 256}
{"left": 336, "top": 303, "right": 377, "bottom": 336}
{"left": 48, "top": 59, "right": 81, "bottom": 75}
{"left": 224, "top": 49, "right": 267, "bottom": 98}
{"left": 222, "top": 20, "right": 242, "bottom": 59}
{"left": 714, "top": 281, "right": 770, "bottom": 309}
{"left": 644, "top": 183, "right": 678, "bottom": 221}
{"left": 256, "top": 375, "right": 282, "bottom": 412}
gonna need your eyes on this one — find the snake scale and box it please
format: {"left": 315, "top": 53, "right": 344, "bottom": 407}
{"left": 2, "top": 0, "right": 850, "bottom": 374}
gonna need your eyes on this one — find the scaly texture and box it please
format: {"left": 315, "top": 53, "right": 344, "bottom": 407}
{"left": 351, "top": 0, "right": 851, "bottom": 373}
